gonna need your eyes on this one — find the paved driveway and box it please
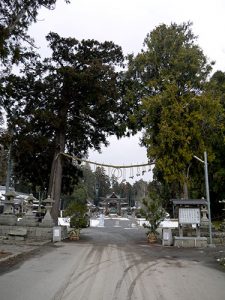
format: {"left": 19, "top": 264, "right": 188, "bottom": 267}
{"left": 0, "top": 217, "right": 224, "bottom": 300}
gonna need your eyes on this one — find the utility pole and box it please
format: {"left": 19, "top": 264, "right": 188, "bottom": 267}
{"left": 5, "top": 143, "right": 12, "bottom": 193}
{"left": 203, "top": 151, "right": 213, "bottom": 245}
{"left": 193, "top": 151, "right": 213, "bottom": 246}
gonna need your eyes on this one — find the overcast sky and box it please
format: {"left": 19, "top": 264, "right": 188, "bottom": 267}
{"left": 29, "top": 0, "right": 225, "bottom": 183}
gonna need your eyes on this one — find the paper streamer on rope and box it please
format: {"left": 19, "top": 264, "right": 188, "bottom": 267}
{"left": 129, "top": 166, "right": 134, "bottom": 179}
{"left": 112, "top": 168, "right": 122, "bottom": 179}
{"left": 108, "top": 166, "right": 111, "bottom": 177}
{"left": 142, "top": 165, "right": 146, "bottom": 175}
{"left": 136, "top": 166, "right": 141, "bottom": 177}
{"left": 122, "top": 168, "right": 126, "bottom": 181}
{"left": 61, "top": 152, "right": 155, "bottom": 181}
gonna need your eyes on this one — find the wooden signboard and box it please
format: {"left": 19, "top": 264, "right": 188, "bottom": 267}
{"left": 179, "top": 208, "right": 201, "bottom": 225}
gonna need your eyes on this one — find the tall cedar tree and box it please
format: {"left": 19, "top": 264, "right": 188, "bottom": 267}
{"left": 2, "top": 33, "right": 126, "bottom": 221}
{"left": 125, "top": 22, "right": 224, "bottom": 198}
{"left": 0, "top": 0, "right": 69, "bottom": 67}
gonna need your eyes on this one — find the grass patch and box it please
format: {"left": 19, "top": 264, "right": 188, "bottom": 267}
{"left": 212, "top": 220, "right": 222, "bottom": 230}
{"left": 217, "top": 257, "right": 225, "bottom": 268}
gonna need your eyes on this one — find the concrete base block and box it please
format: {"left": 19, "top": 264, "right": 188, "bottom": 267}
{"left": 0, "top": 225, "right": 68, "bottom": 241}
{"left": 18, "top": 216, "right": 38, "bottom": 227}
{"left": 8, "top": 228, "right": 27, "bottom": 241}
{"left": 39, "top": 220, "right": 55, "bottom": 228}
{"left": 174, "top": 236, "right": 207, "bottom": 248}
{"left": 39, "top": 212, "right": 55, "bottom": 228}
{"left": 8, "top": 235, "right": 25, "bottom": 241}
{"left": 0, "top": 214, "right": 17, "bottom": 226}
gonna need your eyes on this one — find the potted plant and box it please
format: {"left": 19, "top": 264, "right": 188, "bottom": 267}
{"left": 68, "top": 215, "right": 81, "bottom": 240}
{"left": 64, "top": 202, "right": 88, "bottom": 241}
{"left": 141, "top": 192, "right": 167, "bottom": 243}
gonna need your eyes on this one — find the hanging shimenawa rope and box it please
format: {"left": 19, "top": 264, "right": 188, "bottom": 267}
{"left": 61, "top": 152, "right": 155, "bottom": 169}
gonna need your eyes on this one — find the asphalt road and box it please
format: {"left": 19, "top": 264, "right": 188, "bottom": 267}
{"left": 0, "top": 217, "right": 225, "bottom": 300}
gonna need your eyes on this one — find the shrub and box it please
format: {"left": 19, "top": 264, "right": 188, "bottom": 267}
{"left": 141, "top": 192, "right": 167, "bottom": 235}
{"left": 64, "top": 202, "right": 88, "bottom": 229}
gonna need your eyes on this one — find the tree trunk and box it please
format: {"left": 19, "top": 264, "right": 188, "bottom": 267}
{"left": 48, "top": 130, "right": 65, "bottom": 223}
{"left": 182, "top": 166, "right": 191, "bottom": 199}
{"left": 183, "top": 181, "right": 189, "bottom": 199}
{"left": 48, "top": 72, "right": 71, "bottom": 223}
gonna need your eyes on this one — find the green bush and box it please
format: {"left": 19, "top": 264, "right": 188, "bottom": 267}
{"left": 64, "top": 202, "right": 89, "bottom": 229}
{"left": 70, "top": 213, "right": 90, "bottom": 229}
{"left": 141, "top": 193, "right": 167, "bottom": 235}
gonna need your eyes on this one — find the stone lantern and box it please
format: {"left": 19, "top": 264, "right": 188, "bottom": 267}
{"left": 0, "top": 190, "right": 17, "bottom": 225}
{"left": 19, "top": 194, "right": 38, "bottom": 226}
{"left": 40, "top": 195, "right": 55, "bottom": 227}
{"left": 26, "top": 194, "right": 36, "bottom": 214}
{"left": 200, "top": 205, "right": 209, "bottom": 228}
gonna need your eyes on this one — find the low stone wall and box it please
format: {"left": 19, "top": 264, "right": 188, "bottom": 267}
{"left": 204, "top": 231, "right": 225, "bottom": 245}
{"left": 0, "top": 225, "right": 68, "bottom": 241}
{"left": 172, "top": 228, "right": 225, "bottom": 245}
{"left": 174, "top": 237, "right": 208, "bottom": 248}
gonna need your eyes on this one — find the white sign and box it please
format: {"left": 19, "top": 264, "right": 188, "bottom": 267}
{"left": 179, "top": 208, "right": 200, "bottom": 224}
{"left": 54, "top": 229, "right": 60, "bottom": 237}
{"left": 99, "top": 214, "right": 104, "bottom": 227}
{"left": 163, "top": 232, "right": 170, "bottom": 240}
{"left": 58, "top": 217, "right": 70, "bottom": 227}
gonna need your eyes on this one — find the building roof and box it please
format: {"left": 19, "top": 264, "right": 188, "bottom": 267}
{"left": 171, "top": 199, "right": 208, "bottom": 206}
{"left": 0, "top": 186, "right": 30, "bottom": 205}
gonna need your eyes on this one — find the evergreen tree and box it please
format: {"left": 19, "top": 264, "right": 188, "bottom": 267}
{"left": 82, "top": 163, "right": 96, "bottom": 200}
{"left": 95, "top": 166, "right": 111, "bottom": 201}
{"left": 1, "top": 33, "right": 125, "bottom": 220}
{"left": 126, "top": 22, "right": 224, "bottom": 198}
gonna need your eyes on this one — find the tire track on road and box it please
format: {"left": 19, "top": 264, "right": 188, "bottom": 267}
{"left": 126, "top": 261, "right": 159, "bottom": 300}
{"left": 52, "top": 245, "right": 97, "bottom": 300}
{"left": 112, "top": 245, "right": 143, "bottom": 300}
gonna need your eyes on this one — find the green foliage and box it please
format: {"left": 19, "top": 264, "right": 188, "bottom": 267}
{"left": 64, "top": 201, "right": 88, "bottom": 229}
{"left": 0, "top": 147, "right": 7, "bottom": 185}
{"left": 0, "top": 130, "right": 9, "bottom": 185}
{"left": 141, "top": 192, "right": 167, "bottom": 235}
{"left": 126, "top": 22, "right": 224, "bottom": 198}
{"left": 82, "top": 163, "right": 96, "bottom": 199}
{"left": 142, "top": 85, "right": 224, "bottom": 185}
{"left": 94, "top": 167, "right": 111, "bottom": 205}
{"left": 70, "top": 214, "right": 88, "bottom": 229}
{"left": 61, "top": 177, "right": 89, "bottom": 211}
{"left": 204, "top": 71, "right": 225, "bottom": 216}
{"left": 1, "top": 33, "right": 125, "bottom": 211}
{"left": 0, "top": 0, "right": 69, "bottom": 68}
{"left": 61, "top": 165, "right": 138, "bottom": 209}
{"left": 207, "top": 71, "right": 225, "bottom": 104}
{"left": 218, "top": 258, "right": 225, "bottom": 268}
{"left": 72, "top": 184, "right": 87, "bottom": 204}
{"left": 132, "top": 179, "right": 148, "bottom": 207}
